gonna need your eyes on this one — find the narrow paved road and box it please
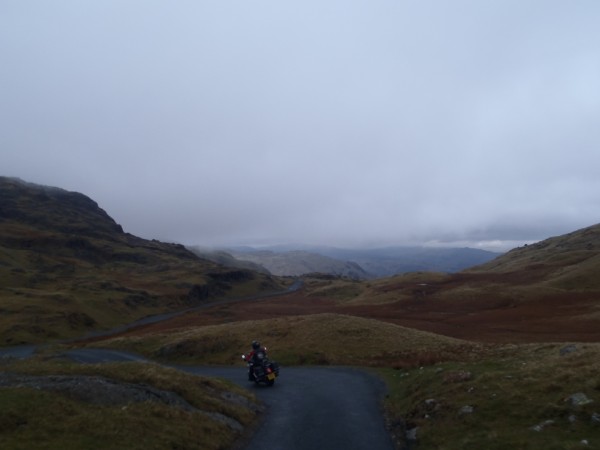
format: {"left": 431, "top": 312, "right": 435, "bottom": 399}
{"left": 64, "top": 349, "right": 395, "bottom": 450}
{"left": 73, "top": 279, "right": 305, "bottom": 342}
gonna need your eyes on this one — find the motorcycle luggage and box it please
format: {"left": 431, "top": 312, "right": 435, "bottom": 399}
{"left": 271, "top": 361, "right": 280, "bottom": 376}
{"left": 253, "top": 365, "right": 265, "bottom": 378}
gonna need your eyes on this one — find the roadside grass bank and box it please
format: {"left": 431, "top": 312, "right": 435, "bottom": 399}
{"left": 0, "top": 356, "right": 261, "bottom": 450}
{"left": 379, "top": 343, "right": 600, "bottom": 449}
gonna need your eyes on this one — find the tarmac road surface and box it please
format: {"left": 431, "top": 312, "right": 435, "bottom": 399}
{"left": 64, "top": 348, "right": 395, "bottom": 450}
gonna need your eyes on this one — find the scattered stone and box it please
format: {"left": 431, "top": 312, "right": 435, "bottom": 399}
{"left": 566, "top": 393, "right": 594, "bottom": 407}
{"left": 530, "top": 420, "right": 555, "bottom": 432}
{"left": 569, "top": 415, "right": 578, "bottom": 423}
{"left": 221, "top": 391, "right": 264, "bottom": 414}
{"left": 443, "top": 371, "right": 473, "bottom": 383}
{"left": 406, "top": 427, "right": 418, "bottom": 441}
{"left": 591, "top": 412, "right": 600, "bottom": 425}
{"left": 581, "top": 440, "right": 589, "bottom": 446}
{"left": 560, "top": 344, "right": 578, "bottom": 356}
{"left": 459, "top": 405, "right": 474, "bottom": 415}
{"left": 423, "top": 398, "right": 441, "bottom": 416}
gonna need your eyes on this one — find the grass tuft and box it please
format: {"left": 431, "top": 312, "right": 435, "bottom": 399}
{"left": 381, "top": 343, "right": 600, "bottom": 449}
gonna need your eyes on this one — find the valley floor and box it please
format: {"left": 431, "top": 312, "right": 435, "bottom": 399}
{"left": 105, "top": 288, "right": 600, "bottom": 345}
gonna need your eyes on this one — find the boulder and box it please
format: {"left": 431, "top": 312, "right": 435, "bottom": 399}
{"left": 566, "top": 393, "right": 594, "bottom": 407}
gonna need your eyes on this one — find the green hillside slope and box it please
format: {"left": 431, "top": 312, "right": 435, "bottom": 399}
{"left": 0, "top": 177, "right": 283, "bottom": 344}
{"left": 468, "top": 223, "right": 600, "bottom": 290}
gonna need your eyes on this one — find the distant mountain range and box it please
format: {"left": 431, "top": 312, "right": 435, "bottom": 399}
{"left": 218, "top": 245, "right": 500, "bottom": 279}
{"left": 225, "top": 249, "right": 370, "bottom": 279}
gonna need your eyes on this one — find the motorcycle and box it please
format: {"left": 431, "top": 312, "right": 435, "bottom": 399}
{"left": 242, "top": 349, "right": 280, "bottom": 386}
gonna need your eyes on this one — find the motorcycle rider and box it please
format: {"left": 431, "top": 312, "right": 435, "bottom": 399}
{"left": 246, "top": 340, "right": 267, "bottom": 381}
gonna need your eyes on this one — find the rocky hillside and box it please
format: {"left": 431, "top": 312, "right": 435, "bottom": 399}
{"left": 188, "top": 247, "right": 271, "bottom": 275}
{"left": 1, "top": 177, "right": 124, "bottom": 238}
{"left": 229, "top": 249, "right": 370, "bottom": 279}
{"left": 0, "top": 177, "right": 197, "bottom": 265}
{"left": 0, "top": 177, "right": 283, "bottom": 344}
{"left": 228, "top": 245, "right": 499, "bottom": 278}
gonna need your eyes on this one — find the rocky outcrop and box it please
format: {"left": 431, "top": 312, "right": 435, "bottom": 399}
{"left": 0, "top": 372, "right": 195, "bottom": 409}
{"left": 0, "top": 177, "right": 124, "bottom": 238}
{"left": 0, "top": 371, "right": 248, "bottom": 431}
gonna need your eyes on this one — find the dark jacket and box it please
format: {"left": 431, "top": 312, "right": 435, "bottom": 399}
{"left": 246, "top": 346, "right": 267, "bottom": 364}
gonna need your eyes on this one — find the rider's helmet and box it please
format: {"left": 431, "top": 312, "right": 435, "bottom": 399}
{"left": 252, "top": 340, "right": 260, "bottom": 350}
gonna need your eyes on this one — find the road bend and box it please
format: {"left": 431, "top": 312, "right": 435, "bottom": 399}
{"left": 64, "top": 349, "right": 395, "bottom": 450}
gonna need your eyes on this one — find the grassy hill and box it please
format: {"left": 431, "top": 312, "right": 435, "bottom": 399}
{"left": 468, "top": 223, "right": 600, "bottom": 290}
{"left": 89, "top": 313, "right": 482, "bottom": 367}
{"left": 0, "top": 177, "right": 285, "bottom": 345}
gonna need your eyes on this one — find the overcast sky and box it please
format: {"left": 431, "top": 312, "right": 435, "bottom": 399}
{"left": 2, "top": 1, "right": 599, "bottom": 251}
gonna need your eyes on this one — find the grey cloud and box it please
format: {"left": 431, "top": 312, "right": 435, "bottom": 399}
{"left": 1, "top": 1, "right": 599, "bottom": 250}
